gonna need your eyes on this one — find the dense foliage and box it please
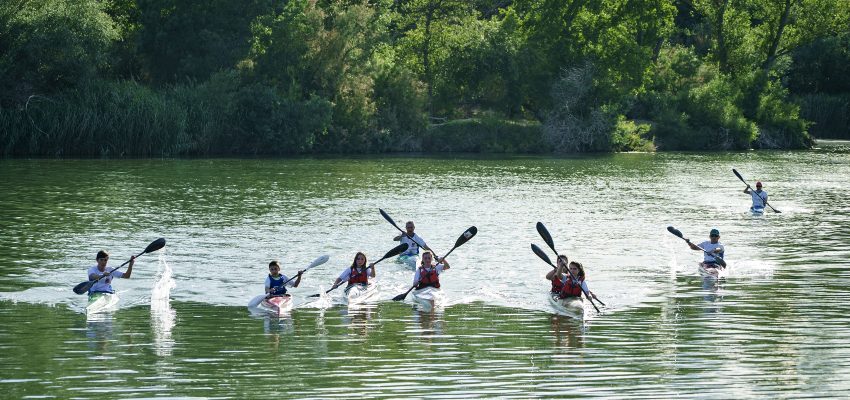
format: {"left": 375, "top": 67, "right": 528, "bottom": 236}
{"left": 2, "top": 0, "right": 848, "bottom": 156}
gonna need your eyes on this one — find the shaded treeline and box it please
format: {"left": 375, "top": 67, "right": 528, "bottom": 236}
{"left": 1, "top": 0, "right": 848, "bottom": 157}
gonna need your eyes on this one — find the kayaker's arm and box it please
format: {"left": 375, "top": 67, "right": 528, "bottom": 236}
{"left": 122, "top": 256, "right": 134, "bottom": 279}
{"left": 686, "top": 240, "right": 701, "bottom": 251}
{"left": 368, "top": 263, "right": 376, "bottom": 278}
{"left": 292, "top": 270, "right": 303, "bottom": 288}
{"left": 393, "top": 234, "right": 402, "bottom": 241}
{"left": 438, "top": 258, "right": 450, "bottom": 270}
{"left": 333, "top": 277, "right": 342, "bottom": 287}
{"left": 545, "top": 269, "right": 556, "bottom": 280}
{"left": 743, "top": 187, "right": 751, "bottom": 194}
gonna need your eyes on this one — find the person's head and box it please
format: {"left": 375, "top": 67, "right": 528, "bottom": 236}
{"left": 351, "top": 252, "right": 367, "bottom": 268}
{"left": 420, "top": 250, "right": 433, "bottom": 267}
{"left": 95, "top": 250, "right": 109, "bottom": 270}
{"left": 568, "top": 261, "right": 585, "bottom": 280}
{"left": 268, "top": 260, "right": 281, "bottom": 275}
{"left": 755, "top": 181, "right": 763, "bottom": 190}
{"left": 556, "top": 255, "right": 569, "bottom": 270}
{"left": 405, "top": 221, "right": 416, "bottom": 235}
{"left": 709, "top": 228, "right": 720, "bottom": 243}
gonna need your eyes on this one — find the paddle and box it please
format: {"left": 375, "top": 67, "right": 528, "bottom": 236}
{"left": 535, "top": 222, "right": 603, "bottom": 311}
{"left": 73, "top": 238, "right": 167, "bottom": 295}
{"left": 392, "top": 226, "right": 478, "bottom": 302}
{"left": 666, "top": 226, "right": 727, "bottom": 268}
{"left": 733, "top": 168, "right": 780, "bottom": 213}
{"left": 307, "top": 243, "right": 409, "bottom": 298}
{"left": 249, "top": 254, "right": 331, "bottom": 307}
{"left": 379, "top": 209, "right": 432, "bottom": 257}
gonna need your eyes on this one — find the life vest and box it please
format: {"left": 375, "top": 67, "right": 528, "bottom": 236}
{"left": 416, "top": 267, "right": 440, "bottom": 289}
{"left": 558, "top": 276, "right": 584, "bottom": 298}
{"left": 550, "top": 276, "right": 564, "bottom": 293}
{"left": 268, "top": 274, "right": 287, "bottom": 296}
{"left": 348, "top": 267, "right": 369, "bottom": 285}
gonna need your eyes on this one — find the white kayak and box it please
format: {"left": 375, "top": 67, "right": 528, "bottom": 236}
{"left": 412, "top": 286, "right": 444, "bottom": 312}
{"left": 258, "top": 295, "right": 293, "bottom": 316}
{"left": 698, "top": 262, "right": 729, "bottom": 279}
{"left": 86, "top": 292, "right": 119, "bottom": 315}
{"left": 344, "top": 283, "right": 377, "bottom": 305}
{"left": 547, "top": 292, "right": 585, "bottom": 320}
{"left": 398, "top": 254, "right": 419, "bottom": 270}
{"left": 751, "top": 206, "right": 765, "bottom": 215}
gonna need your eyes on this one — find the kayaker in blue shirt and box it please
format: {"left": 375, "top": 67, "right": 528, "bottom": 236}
{"left": 266, "top": 260, "right": 302, "bottom": 297}
{"left": 87, "top": 250, "right": 134, "bottom": 294}
{"left": 743, "top": 181, "right": 768, "bottom": 210}
{"left": 687, "top": 229, "right": 725, "bottom": 267}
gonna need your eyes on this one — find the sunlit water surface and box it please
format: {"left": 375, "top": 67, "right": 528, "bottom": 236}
{"left": 2, "top": 143, "right": 850, "bottom": 397}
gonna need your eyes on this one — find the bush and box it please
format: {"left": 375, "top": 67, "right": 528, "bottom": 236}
{"left": 611, "top": 117, "right": 655, "bottom": 152}
{"left": 797, "top": 93, "right": 850, "bottom": 140}
{"left": 423, "top": 117, "right": 545, "bottom": 153}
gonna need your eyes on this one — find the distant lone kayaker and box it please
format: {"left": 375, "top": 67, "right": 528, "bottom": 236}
{"left": 87, "top": 250, "right": 133, "bottom": 294}
{"left": 687, "top": 229, "right": 725, "bottom": 268}
{"left": 743, "top": 181, "right": 768, "bottom": 210}
{"left": 557, "top": 260, "right": 600, "bottom": 302}
{"left": 266, "top": 260, "right": 302, "bottom": 297}
{"left": 413, "top": 251, "right": 449, "bottom": 289}
{"left": 332, "top": 252, "right": 376, "bottom": 288}
{"left": 393, "top": 221, "right": 430, "bottom": 257}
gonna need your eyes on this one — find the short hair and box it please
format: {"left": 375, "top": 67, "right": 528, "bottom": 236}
{"left": 96, "top": 250, "right": 109, "bottom": 260}
{"left": 269, "top": 260, "right": 280, "bottom": 268}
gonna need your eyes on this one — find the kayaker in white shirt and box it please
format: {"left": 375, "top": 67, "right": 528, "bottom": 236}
{"left": 743, "top": 181, "right": 768, "bottom": 210}
{"left": 87, "top": 250, "right": 134, "bottom": 294}
{"left": 687, "top": 229, "right": 725, "bottom": 266}
{"left": 332, "top": 252, "right": 376, "bottom": 288}
{"left": 394, "top": 221, "right": 430, "bottom": 257}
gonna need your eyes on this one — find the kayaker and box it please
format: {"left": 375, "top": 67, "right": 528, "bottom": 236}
{"left": 266, "top": 260, "right": 302, "bottom": 297}
{"left": 413, "top": 251, "right": 449, "bottom": 289}
{"left": 743, "top": 181, "right": 768, "bottom": 210}
{"left": 545, "top": 255, "right": 569, "bottom": 293}
{"left": 394, "top": 221, "right": 430, "bottom": 258}
{"left": 558, "top": 261, "right": 599, "bottom": 301}
{"left": 687, "top": 228, "right": 725, "bottom": 267}
{"left": 87, "top": 250, "right": 134, "bottom": 294}
{"left": 333, "top": 252, "right": 376, "bottom": 288}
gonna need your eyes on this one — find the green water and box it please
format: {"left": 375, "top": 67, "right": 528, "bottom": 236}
{"left": 2, "top": 143, "right": 850, "bottom": 397}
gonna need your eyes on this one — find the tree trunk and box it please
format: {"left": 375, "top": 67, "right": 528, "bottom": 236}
{"left": 762, "top": 0, "right": 793, "bottom": 73}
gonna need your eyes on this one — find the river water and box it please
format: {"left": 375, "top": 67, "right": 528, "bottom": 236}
{"left": 1, "top": 142, "right": 849, "bottom": 398}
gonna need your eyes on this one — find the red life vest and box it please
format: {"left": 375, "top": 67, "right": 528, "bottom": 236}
{"left": 550, "top": 276, "right": 564, "bottom": 293}
{"left": 348, "top": 267, "right": 369, "bottom": 285}
{"left": 416, "top": 267, "right": 440, "bottom": 289}
{"left": 559, "top": 276, "right": 584, "bottom": 298}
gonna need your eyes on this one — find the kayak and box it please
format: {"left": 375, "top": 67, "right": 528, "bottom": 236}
{"left": 412, "top": 286, "right": 443, "bottom": 312}
{"left": 751, "top": 206, "right": 765, "bottom": 215}
{"left": 86, "top": 292, "right": 119, "bottom": 315}
{"left": 547, "top": 292, "right": 585, "bottom": 320}
{"left": 344, "top": 283, "right": 377, "bottom": 305}
{"left": 398, "top": 254, "right": 419, "bottom": 270}
{"left": 258, "top": 295, "right": 293, "bottom": 316}
{"left": 698, "top": 262, "right": 729, "bottom": 279}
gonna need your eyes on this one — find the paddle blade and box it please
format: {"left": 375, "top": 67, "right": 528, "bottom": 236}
{"left": 72, "top": 280, "right": 94, "bottom": 295}
{"left": 379, "top": 208, "right": 401, "bottom": 230}
{"left": 307, "top": 255, "right": 330, "bottom": 269}
{"left": 307, "top": 293, "right": 321, "bottom": 298}
{"left": 144, "top": 238, "right": 167, "bottom": 254}
{"left": 732, "top": 168, "right": 746, "bottom": 184}
{"left": 715, "top": 257, "right": 727, "bottom": 268}
{"left": 453, "top": 226, "right": 478, "bottom": 248}
{"left": 247, "top": 294, "right": 266, "bottom": 308}
{"left": 383, "top": 243, "right": 409, "bottom": 259}
{"left": 666, "top": 226, "right": 684, "bottom": 239}
{"left": 531, "top": 243, "right": 554, "bottom": 267}
{"left": 536, "top": 222, "right": 556, "bottom": 253}
{"left": 392, "top": 288, "right": 412, "bottom": 301}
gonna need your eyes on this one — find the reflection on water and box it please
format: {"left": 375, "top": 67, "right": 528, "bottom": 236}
{"left": 150, "top": 254, "right": 176, "bottom": 357}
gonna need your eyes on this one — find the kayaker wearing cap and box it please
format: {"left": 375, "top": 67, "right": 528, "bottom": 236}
{"left": 687, "top": 229, "right": 725, "bottom": 268}
{"left": 743, "top": 181, "right": 768, "bottom": 210}
{"left": 332, "top": 252, "right": 376, "bottom": 288}
{"left": 394, "top": 221, "right": 430, "bottom": 257}
{"left": 266, "top": 260, "right": 302, "bottom": 297}
{"left": 87, "top": 250, "right": 134, "bottom": 294}
{"left": 413, "top": 251, "right": 449, "bottom": 289}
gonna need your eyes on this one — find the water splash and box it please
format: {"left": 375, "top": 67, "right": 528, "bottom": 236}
{"left": 150, "top": 252, "right": 175, "bottom": 357}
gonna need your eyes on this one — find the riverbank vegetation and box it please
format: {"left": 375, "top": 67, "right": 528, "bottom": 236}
{"left": 2, "top": 0, "right": 848, "bottom": 156}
